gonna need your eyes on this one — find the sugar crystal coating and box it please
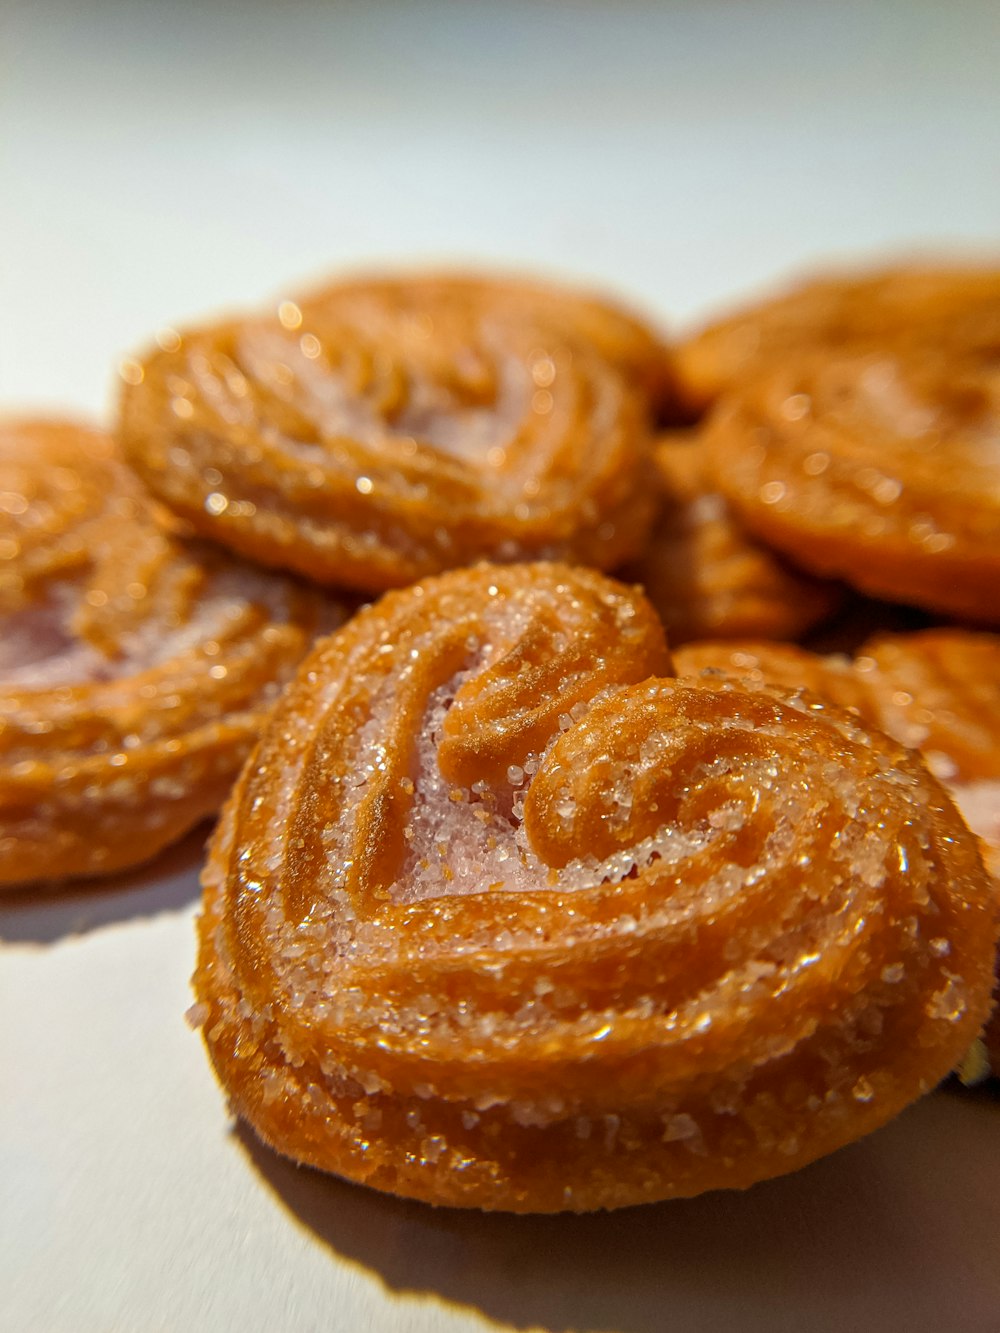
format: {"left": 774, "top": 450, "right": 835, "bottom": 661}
{"left": 194, "top": 563, "right": 997, "bottom": 1212}
{"left": 674, "top": 629, "right": 1000, "bottom": 829}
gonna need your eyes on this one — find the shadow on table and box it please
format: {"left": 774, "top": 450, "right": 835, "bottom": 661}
{"left": 0, "top": 824, "right": 208, "bottom": 945}
{"left": 238, "top": 1086, "right": 1000, "bottom": 1333}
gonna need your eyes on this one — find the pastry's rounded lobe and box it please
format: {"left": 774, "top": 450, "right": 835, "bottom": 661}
{"left": 0, "top": 418, "right": 338, "bottom": 888}
{"left": 193, "top": 562, "right": 996, "bottom": 1213}
{"left": 702, "top": 327, "right": 1000, "bottom": 623}
{"left": 675, "top": 630, "right": 1000, "bottom": 1078}
{"left": 676, "top": 264, "right": 1000, "bottom": 410}
{"left": 118, "top": 273, "right": 664, "bottom": 593}
{"left": 621, "top": 435, "right": 841, "bottom": 644}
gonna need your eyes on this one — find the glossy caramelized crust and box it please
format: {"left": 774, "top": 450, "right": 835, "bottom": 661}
{"left": 622, "top": 436, "right": 841, "bottom": 644}
{"left": 193, "top": 564, "right": 996, "bottom": 1212}
{"left": 676, "top": 265, "right": 1000, "bottom": 410}
{"left": 702, "top": 327, "right": 1000, "bottom": 622}
{"left": 0, "top": 419, "right": 336, "bottom": 888}
{"left": 119, "top": 273, "right": 663, "bottom": 592}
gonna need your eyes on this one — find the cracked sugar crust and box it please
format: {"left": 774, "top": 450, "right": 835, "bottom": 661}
{"left": 621, "top": 434, "right": 842, "bottom": 644}
{"left": 0, "top": 418, "right": 341, "bottom": 888}
{"left": 118, "top": 271, "right": 667, "bottom": 593}
{"left": 193, "top": 562, "right": 997, "bottom": 1212}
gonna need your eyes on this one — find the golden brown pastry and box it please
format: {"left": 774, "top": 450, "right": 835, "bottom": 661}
{"left": 702, "top": 325, "right": 1000, "bottom": 622}
{"left": 676, "top": 264, "right": 1000, "bottom": 410}
{"left": 622, "top": 435, "right": 841, "bottom": 644}
{"left": 0, "top": 419, "right": 337, "bottom": 888}
{"left": 193, "top": 563, "right": 996, "bottom": 1212}
{"left": 119, "top": 273, "right": 665, "bottom": 593}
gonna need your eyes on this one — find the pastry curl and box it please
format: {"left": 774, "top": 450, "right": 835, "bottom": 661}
{"left": 119, "top": 273, "right": 664, "bottom": 592}
{"left": 194, "top": 564, "right": 996, "bottom": 1211}
{"left": 676, "top": 631, "right": 1000, "bottom": 781}
{"left": 675, "top": 630, "right": 1000, "bottom": 874}
{"left": 0, "top": 419, "right": 337, "bottom": 888}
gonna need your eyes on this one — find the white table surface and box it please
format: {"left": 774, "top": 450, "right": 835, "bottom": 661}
{"left": 2, "top": 3, "right": 999, "bottom": 1330}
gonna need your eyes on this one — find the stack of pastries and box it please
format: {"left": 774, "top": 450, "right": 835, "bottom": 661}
{"left": 3, "top": 262, "right": 998, "bottom": 1211}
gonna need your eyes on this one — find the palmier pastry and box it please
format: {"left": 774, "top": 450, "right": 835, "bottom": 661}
{"left": 676, "top": 264, "right": 1000, "bottom": 410}
{"left": 193, "top": 563, "right": 996, "bottom": 1212}
{"left": 0, "top": 418, "right": 335, "bottom": 888}
{"left": 621, "top": 435, "right": 841, "bottom": 644}
{"left": 702, "top": 324, "right": 1000, "bottom": 622}
{"left": 119, "top": 273, "right": 663, "bottom": 592}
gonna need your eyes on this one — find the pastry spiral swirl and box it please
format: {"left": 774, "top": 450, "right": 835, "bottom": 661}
{"left": 119, "top": 274, "right": 664, "bottom": 592}
{"left": 194, "top": 563, "right": 996, "bottom": 1211}
{"left": 320, "top": 271, "right": 677, "bottom": 411}
{"left": 0, "top": 419, "right": 336, "bottom": 887}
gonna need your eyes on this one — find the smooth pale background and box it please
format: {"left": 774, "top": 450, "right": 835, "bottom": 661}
{"left": 2, "top": 2, "right": 999, "bottom": 1330}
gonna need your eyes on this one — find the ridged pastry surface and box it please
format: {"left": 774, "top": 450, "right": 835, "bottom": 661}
{"left": 194, "top": 563, "right": 996, "bottom": 1211}
{"left": 674, "top": 630, "right": 1000, "bottom": 789}
{"left": 119, "top": 274, "right": 665, "bottom": 591}
{"left": 675, "top": 630, "right": 1000, "bottom": 869}
{"left": 0, "top": 418, "right": 336, "bottom": 887}
{"left": 316, "top": 271, "right": 677, "bottom": 412}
